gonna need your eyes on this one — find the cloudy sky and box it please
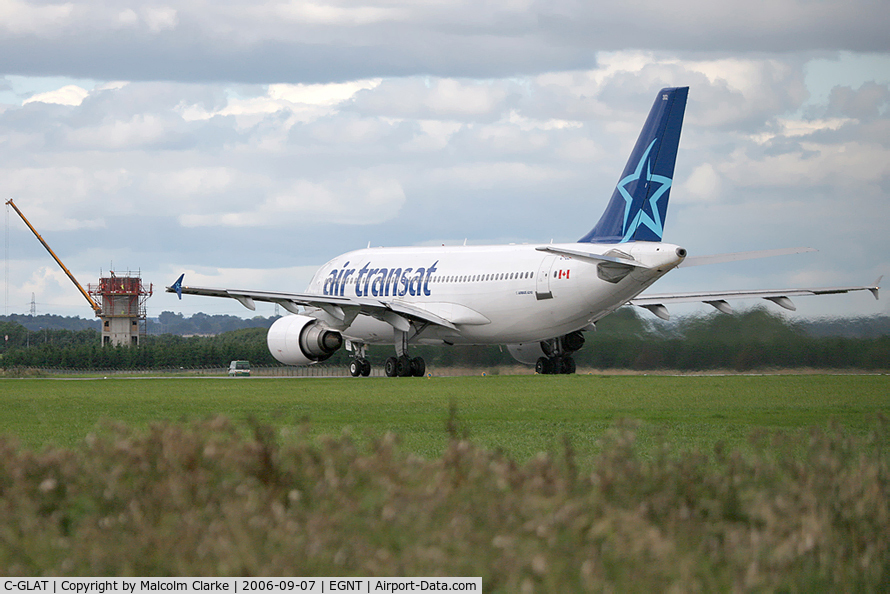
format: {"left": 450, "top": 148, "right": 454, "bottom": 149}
{"left": 2, "top": 0, "right": 888, "bottom": 322}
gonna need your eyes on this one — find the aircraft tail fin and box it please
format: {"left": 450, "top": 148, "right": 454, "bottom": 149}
{"left": 579, "top": 87, "right": 688, "bottom": 244}
{"left": 171, "top": 274, "right": 184, "bottom": 299}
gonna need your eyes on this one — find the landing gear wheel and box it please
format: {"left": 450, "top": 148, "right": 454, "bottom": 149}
{"left": 535, "top": 357, "right": 552, "bottom": 375}
{"left": 410, "top": 357, "right": 426, "bottom": 377}
{"left": 397, "top": 355, "right": 412, "bottom": 377}
{"left": 384, "top": 356, "right": 398, "bottom": 377}
{"left": 560, "top": 356, "right": 576, "bottom": 375}
{"left": 349, "top": 359, "right": 362, "bottom": 377}
{"left": 361, "top": 358, "right": 372, "bottom": 377}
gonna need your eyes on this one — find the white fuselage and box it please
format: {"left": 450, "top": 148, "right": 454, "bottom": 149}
{"left": 305, "top": 241, "right": 685, "bottom": 346}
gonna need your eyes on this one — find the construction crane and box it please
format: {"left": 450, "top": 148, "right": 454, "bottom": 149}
{"left": 5, "top": 199, "right": 102, "bottom": 317}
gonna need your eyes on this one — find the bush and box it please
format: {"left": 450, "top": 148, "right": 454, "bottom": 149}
{"left": 0, "top": 417, "right": 886, "bottom": 588}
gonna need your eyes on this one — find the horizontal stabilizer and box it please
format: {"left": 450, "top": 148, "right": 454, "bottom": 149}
{"left": 535, "top": 245, "right": 647, "bottom": 267}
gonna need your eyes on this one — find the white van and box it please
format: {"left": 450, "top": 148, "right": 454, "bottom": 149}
{"left": 228, "top": 360, "right": 250, "bottom": 377}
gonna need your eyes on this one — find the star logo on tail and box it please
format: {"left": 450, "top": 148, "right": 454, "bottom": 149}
{"left": 616, "top": 138, "right": 672, "bottom": 242}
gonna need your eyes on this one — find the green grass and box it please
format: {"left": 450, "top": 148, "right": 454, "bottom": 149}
{"left": 1, "top": 374, "right": 887, "bottom": 458}
{"left": 1, "top": 374, "right": 888, "bottom": 585}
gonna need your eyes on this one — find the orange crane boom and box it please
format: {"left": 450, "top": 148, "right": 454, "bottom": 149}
{"left": 5, "top": 199, "right": 102, "bottom": 316}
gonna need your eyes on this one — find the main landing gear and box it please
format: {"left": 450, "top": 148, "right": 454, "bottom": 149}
{"left": 348, "top": 330, "right": 427, "bottom": 378}
{"left": 383, "top": 328, "right": 426, "bottom": 377}
{"left": 535, "top": 355, "right": 576, "bottom": 375}
{"left": 383, "top": 355, "right": 426, "bottom": 377}
{"left": 535, "top": 331, "right": 585, "bottom": 375}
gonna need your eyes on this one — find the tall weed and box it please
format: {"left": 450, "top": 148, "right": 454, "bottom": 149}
{"left": 0, "top": 416, "right": 886, "bottom": 590}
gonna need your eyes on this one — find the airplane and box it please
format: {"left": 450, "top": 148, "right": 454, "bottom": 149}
{"left": 167, "top": 86, "right": 881, "bottom": 377}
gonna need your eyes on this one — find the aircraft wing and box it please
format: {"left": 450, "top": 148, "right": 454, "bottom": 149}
{"left": 629, "top": 278, "right": 882, "bottom": 320}
{"left": 165, "top": 276, "right": 458, "bottom": 330}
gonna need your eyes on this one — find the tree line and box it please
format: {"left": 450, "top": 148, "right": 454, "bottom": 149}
{"left": 1, "top": 308, "right": 888, "bottom": 371}
{"left": 0, "top": 312, "right": 279, "bottom": 336}
{"left": 0, "top": 326, "right": 278, "bottom": 370}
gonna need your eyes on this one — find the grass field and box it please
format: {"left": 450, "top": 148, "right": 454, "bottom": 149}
{"left": 2, "top": 373, "right": 887, "bottom": 458}
{"left": 1, "top": 373, "right": 888, "bottom": 585}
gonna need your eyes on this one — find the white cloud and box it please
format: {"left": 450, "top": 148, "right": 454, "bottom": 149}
{"left": 351, "top": 78, "right": 513, "bottom": 120}
{"left": 117, "top": 8, "right": 138, "bottom": 27}
{"left": 269, "top": 1, "right": 406, "bottom": 26}
{"left": 23, "top": 84, "right": 89, "bottom": 106}
{"left": 65, "top": 114, "right": 171, "bottom": 149}
{"left": 502, "top": 110, "right": 583, "bottom": 132}
{"left": 179, "top": 80, "right": 382, "bottom": 122}
{"left": 752, "top": 117, "right": 852, "bottom": 144}
{"left": 146, "top": 167, "right": 237, "bottom": 198}
{"left": 141, "top": 6, "right": 177, "bottom": 33}
{"left": 0, "top": 0, "right": 74, "bottom": 35}
{"left": 679, "top": 163, "right": 721, "bottom": 203}
{"left": 720, "top": 141, "right": 890, "bottom": 190}
{"left": 18, "top": 266, "right": 93, "bottom": 313}
{"left": 400, "top": 120, "right": 463, "bottom": 152}
{"left": 178, "top": 174, "right": 406, "bottom": 227}
{"left": 428, "top": 162, "right": 566, "bottom": 189}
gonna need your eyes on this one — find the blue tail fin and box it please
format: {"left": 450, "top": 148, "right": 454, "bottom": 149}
{"left": 579, "top": 87, "right": 688, "bottom": 244}
{"left": 172, "top": 274, "right": 184, "bottom": 299}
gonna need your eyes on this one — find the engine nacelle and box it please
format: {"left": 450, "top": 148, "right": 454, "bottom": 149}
{"left": 506, "top": 342, "right": 547, "bottom": 365}
{"left": 507, "top": 331, "right": 587, "bottom": 365}
{"left": 267, "top": 314, "right": 343, "bottom": 365}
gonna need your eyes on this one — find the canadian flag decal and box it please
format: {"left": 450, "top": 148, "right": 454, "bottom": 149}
{"left": 556, "top": 269, "right": 571, "bottom": 280}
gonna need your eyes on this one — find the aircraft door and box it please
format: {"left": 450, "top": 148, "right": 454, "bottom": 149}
{"left": 535, "top": 256, "right": 556, "bottom": 300}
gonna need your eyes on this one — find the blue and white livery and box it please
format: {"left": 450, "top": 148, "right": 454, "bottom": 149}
{"left": 168, "top": 87, "right": 880, "bottom": 377}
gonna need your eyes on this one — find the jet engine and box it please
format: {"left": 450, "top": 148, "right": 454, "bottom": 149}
{"left": 506, "top": 342, "right": 547, "bottom": 365}
{"left": 266, "top": 314, "right": 343, "bottom": 365}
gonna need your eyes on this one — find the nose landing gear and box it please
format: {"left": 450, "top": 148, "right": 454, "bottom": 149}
{"left": 348, "top": 357, "right": 372, "bottom": 377}
{"left": 348, "top": 342, "right": 372, "bottom": 377}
